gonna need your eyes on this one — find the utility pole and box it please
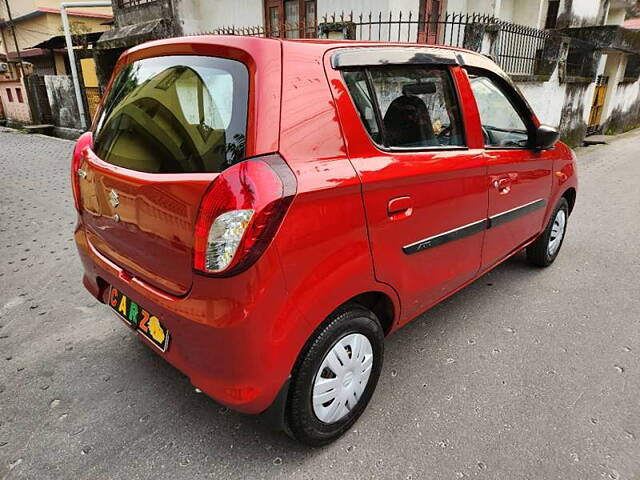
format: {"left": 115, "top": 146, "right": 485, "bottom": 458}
{"left": 2, "top": 0, "right": 25, "bottom": 78}
{"left": 61, "top": 1, "right": 111, "bottom": 130}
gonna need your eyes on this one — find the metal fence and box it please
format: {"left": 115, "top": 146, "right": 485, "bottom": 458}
{"left": 493, "top": 21, "right": 552, "bottom": 76}
{"left": 206, "top": 10, "right": 495, "bottom": 45}
{"left": 320, "top": 10, "right": 496, "bottom": 45}
{"left": 203, "top": 10, "right": 554, "bottom": 76}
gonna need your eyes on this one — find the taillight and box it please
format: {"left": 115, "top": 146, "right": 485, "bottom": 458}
{"left": 193, "top": 154, "right": 297, "bottom": 276}
{"left": 71, "top": 132, "right": 93, "bottom": 212}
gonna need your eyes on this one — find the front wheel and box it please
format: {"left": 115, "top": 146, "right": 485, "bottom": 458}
{"left": 285, "top": 304, "right": 384, "bottom": 446}
{"left": 526, "top": 197, "right": 569, "bottom": 267}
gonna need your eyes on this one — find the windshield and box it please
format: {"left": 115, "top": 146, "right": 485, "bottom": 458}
{"left": 93, "top": 55, "right": 249, "bottom": 173}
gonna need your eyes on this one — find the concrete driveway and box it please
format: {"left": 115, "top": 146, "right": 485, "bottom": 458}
{"left": 1, "top": 128, "right": 639, "bottom": 479}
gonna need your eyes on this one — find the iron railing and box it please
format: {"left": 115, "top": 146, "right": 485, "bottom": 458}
{"left": 203, "top": 10, "right": 556, "bottom": 76}
{"left": 493, "top": 21, "right": 551, "bottom": 76}
{"left": 117, "top": 0, "right": 156, "bottom": 8}
{"left": 319, "top": 10, "right": 497, "bottom": 45}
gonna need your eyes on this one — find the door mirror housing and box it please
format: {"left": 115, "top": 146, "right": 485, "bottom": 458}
{"left": 533, "top": 124, "right": 560, "bottom": 150}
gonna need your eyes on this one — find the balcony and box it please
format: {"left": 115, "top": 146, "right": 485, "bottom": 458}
{"left": 560, "top": 25, "right": 640, "bottom": 55}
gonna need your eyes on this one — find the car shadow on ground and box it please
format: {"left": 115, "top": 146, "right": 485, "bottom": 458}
{"left": 108, "top": 249, "right": 545, "bottom": 462}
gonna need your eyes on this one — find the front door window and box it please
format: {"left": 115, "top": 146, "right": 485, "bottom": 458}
{"left": 468, "top": 74, "right": 529, "bottom": 148}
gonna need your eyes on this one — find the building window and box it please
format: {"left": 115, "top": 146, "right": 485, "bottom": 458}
{"left": 418, "top": 0, "right": 444, "bottom": 44}
{"left": 622, "top": 55, "right": 640, "bottom": 82}
{"left": 16, "top": 88, "right": 23, "bottom": 103}
{"left": 6, "top": 88, "right": 13, "bottom": 102}
{"left": 265, "top": 0, "right": 317, "bottom": 38}
{"left": 545, "top": 0, "right": 560, "bottom": 29}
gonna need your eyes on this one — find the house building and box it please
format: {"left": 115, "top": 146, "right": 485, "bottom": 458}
{"left": 0, "top": 0, "right": 113, "bottom": 126}
{"left": 95, "top": 0, "right": 640, "bottom": 144}
{"left": 0, "top": 59, "right": 32, "bottom": 124}
{"left": 0, "top": 1, "right": 112, "bottom": 75}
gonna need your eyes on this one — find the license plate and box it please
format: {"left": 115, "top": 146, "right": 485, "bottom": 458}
{"left": 108, "top": 286, "right": 170, "bottom": 352}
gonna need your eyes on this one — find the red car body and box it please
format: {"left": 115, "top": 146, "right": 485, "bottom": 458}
{"left": 73, "top": 36, "right": 577, "bottom": 420}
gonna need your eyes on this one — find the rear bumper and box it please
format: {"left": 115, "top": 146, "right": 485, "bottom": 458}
{"left": 75, "top": 221, "right": 301, "bottom": 415}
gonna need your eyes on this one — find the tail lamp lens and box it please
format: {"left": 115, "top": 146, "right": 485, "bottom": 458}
{"left": 193, "top": 154, "right": 296, "bottom": 276}
{"left": 71, "top": 132, "right": 93, "bottom": 212}
{"left": 204, "top": 209, "right": 254, "bottom": 272}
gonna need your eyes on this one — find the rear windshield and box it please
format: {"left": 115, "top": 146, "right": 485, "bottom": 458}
{"left": 93, "top": 55, "right": 248, "bottom": 173}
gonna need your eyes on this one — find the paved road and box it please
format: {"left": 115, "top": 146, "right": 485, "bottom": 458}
{"left": 1, "top": 128, "right": 639, "bottom": 480}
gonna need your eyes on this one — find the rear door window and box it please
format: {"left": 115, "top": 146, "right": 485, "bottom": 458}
{"left": 342, "top": 66, "right": 465, "bottom": 149}
{"left": 94, "top": 55, "right": 248, "bottom": 173}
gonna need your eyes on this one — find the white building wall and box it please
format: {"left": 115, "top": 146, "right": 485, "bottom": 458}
{"left": 510, "top": 0, "right": 546, "bottom": 28}
{"left": 466, "top": 0, "right": 498, "bottom": 14}
{"left": 608, "top": 78, "right": 640, "bottom": 120}
{"left": 446, "top": 0, "right": 496, "bottom": 15}
{"left": 516, "top": 68, "right": 567, "bottom": 127}
{"left": 179, "top": 0, "right": 265, "bottom": 33}
{"left": 558, "top": 0, "right": 601, "bottom": 26}
{"left": 318, "top": 0, "right": 418, "bottom": 17}
{"left": 602, "top": 52, "right": 626, "bottom": 122}
{"left": 605, "top": 7, "right": 626, "bottom": 25}
{"left": 581, "top": 82, "right": 597, "bottom": 125}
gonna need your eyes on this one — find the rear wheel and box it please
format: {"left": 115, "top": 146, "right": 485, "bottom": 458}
{"left": 286, "top": 304, "right": 384, "bottom": 446}
{"left": 526, "top": 197, "right": 569, "bottom": 267}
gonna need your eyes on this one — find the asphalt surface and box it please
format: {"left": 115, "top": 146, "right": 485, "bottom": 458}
{"left": 1, "top": 127, "right": 639, "bottom": 480}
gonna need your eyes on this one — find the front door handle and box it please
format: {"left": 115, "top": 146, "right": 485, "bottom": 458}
{"left": 493, "top": 177, "right": 511, "bottom": 195}
{"left": 387, "top": 196, "right": 413, "bottom": 220}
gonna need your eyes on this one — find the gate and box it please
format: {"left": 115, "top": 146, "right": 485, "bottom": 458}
{"left": 84, "top": 86, "right": 102, "bottom": 121}
{"left": 25, "top": 74, "right": 53, "bottom": 125}
{"left": 587, "top": 75, "right": 608, "bottom": 135}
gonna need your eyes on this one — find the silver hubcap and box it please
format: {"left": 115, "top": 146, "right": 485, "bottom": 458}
{"left": 548, "top": 209, "right": 566, "bottom": 257}
{"left": 312, "top": 333, "right": 374, "bottom": 424}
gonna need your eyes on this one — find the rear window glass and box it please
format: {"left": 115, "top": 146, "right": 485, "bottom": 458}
{"left": 93, "top": 55, "right": 248, "bottom": 173}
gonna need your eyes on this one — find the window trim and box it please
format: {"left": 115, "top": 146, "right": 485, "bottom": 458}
{"left": 465, "top": 67, "right": 537, "bottom": 151}
{"left": 342, "top": 65, "right": 469, "bottom": 153}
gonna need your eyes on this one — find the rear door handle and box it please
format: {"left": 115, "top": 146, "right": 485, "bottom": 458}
{"left": 493, "top": 177, "right": 511, "bottom": 195}
{"left": 387, "top": 196, "right": 413, "bottom": 220}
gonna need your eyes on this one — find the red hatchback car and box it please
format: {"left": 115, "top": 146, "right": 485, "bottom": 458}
{"left": 72, "top": 36, "right": 577, "bottom": 445}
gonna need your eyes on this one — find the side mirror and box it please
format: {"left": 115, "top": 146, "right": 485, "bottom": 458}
{"left": 533, "top": 124, "right": 559, "bottom": 150}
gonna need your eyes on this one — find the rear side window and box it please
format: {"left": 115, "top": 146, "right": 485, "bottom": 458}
{"left": 94, "top": 55, "right": 248, "bottom": 173}
{"left": 343, "top": 66, "right": 465, "bottom": 149}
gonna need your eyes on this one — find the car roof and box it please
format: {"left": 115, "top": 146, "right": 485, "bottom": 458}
{"left": 127, "top": 35, "right": 496, "bottom": 69}
{"left": 119, "top": 35, "right": 511, "bottom": 91}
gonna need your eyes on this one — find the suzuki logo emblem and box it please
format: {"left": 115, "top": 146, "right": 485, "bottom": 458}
{"left": 109, "top": 189, "right": 120, "bottom": 208}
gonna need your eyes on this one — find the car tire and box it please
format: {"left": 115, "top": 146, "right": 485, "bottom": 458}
{"left": 526, "top": 197, "right": 569, "bottom": 267}
{"left": 285, "top": 304, "right": 384, "bottom": 446}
